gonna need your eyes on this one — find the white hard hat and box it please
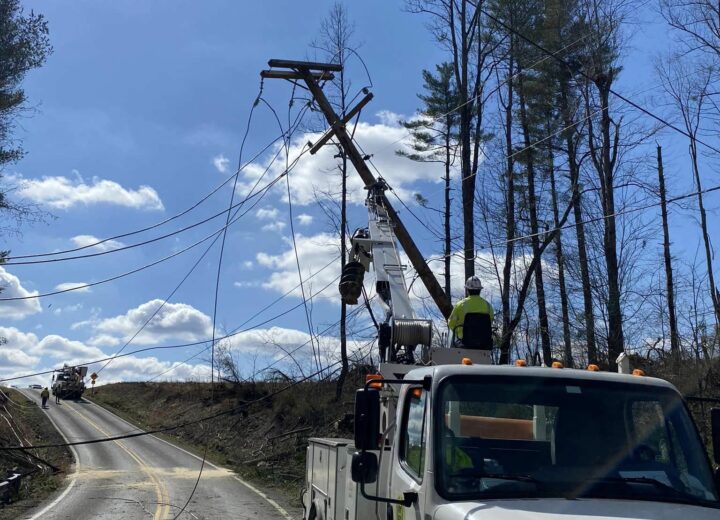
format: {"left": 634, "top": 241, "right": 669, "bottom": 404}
{"left": 465, "top": 276, "right": 482, "bottom": 291}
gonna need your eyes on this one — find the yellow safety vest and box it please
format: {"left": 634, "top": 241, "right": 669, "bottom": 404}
{"left": 447, "top": 296, "right": 493, "bottom": 340}
{"left": 445, "top": 445, "right": 474, "bottom": 472}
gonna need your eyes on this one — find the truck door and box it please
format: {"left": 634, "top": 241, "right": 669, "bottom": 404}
{"left": 390, "top": 386, "right": 427, "bottom": 520}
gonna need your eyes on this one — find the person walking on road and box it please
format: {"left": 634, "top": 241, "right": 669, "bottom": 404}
{"left": 55, "top": 390, "right": 60, "bottom": 404}
{"left": 40, "top": 387, "right": 49, "bottom": 409}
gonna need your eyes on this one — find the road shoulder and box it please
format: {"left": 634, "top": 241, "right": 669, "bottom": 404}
{"left": 0, "top": 389, "right": 74, "bottom": 520}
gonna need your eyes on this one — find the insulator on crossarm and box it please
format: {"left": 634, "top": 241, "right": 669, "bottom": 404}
{"left": 339, "top": 261, "right": 365, "bottom": 305}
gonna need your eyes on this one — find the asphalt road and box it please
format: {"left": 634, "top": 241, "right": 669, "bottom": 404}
{"left": 19, "top": 389, "right": 296, "bottom": 520}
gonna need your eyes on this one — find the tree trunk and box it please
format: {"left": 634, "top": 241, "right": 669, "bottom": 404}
{"left": 450, "top": 0, "right": 476, "bottom": 280}
{"left": 558, "top": 40, "right": 596, "bottom": 366}
{"left": 500, "top": 51, "right": 516, "bottom": 364}
{"left": 597, "top": 80, "right": 624, "bottom": 370}
{"left": 444, "top": 117, "right": 452, "bottom": 298}
{"left": 548, "top": 134, "right": 573, "bottom": 367}
{"left": 517, "top": 72, "right": 552, "bottom": 365}
{"left": 656, "top": 144, "right": 680, "bottom": 373}
{"left": 689, "top": 138, "right": 720, "bottom": 328}
{"left": 336, "top": 68, "right": 348, "bottom": 401}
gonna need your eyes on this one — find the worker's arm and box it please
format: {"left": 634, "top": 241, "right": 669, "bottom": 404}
{"left": 447, "top": 304, "right": 462, "bottom": 333}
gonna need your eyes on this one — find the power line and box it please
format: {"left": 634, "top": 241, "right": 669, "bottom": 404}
{"left": 4, "top": 133, "right": 290, "bottom": 262}
{"left": 403, "top": 181, "right": 720, "bottom": 262}
{"left": 146, "top": 292, "right": 370, "bottom": 384}
{"left": 476, "top": 4, "right": 720, "bottom": 156}
{"left": 367, "top": 33, "right": 591, "bottom": 158}
{"left": 0, "top": 173, "right": 287, "bottom": 301}
{"left": 172, "top": 93, "right": 261, "bottom": 520}
{"left": 97, "top": 109, "right": 300, "bottom": 374}
{"left": 0, "top": 260, "right": 343, "bottom": 384}
{"left": 1, "top": 361, "right": 343, "bottom": 452}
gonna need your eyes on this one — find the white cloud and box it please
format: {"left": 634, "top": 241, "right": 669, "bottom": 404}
{"left": 0, "top": 325, "right": 211, "bottom": 385}
{"left": 241, "top": 260, "right": 253, "bottom": 270}
{"left": 34, "top": 335, "right": 105, "bottom": 360}
{"left": 213, "top": 154, "right": 230, "bottom": 174}
{"left": 256, "top": 233, "right": 340, "bottom": 301}
{"left": 52, "top": 303, "right": 84, "bottom": 315}
{"left": 261, "top": 221, "right": 286, "bottom": 233}
{"left": 71, "top": 235, "right": 126, "bottom": 252}
{"left": 297, "top": 214, "right": 313, "bottom": 226}
{"left": 12, "top": 174, "right": 164, "bottom": 210}
{"left": 87, "top": 334, "right": 121, "bottom": 347}
{"left": 234, "top": 281, "right": 260, "bottom": 289}
{"left": 236, "top": 115, "right": 452, "bottom": 206}
{"left": 254, "top": 233, "right": 553, "bottom": 327}
{"left": 0, "top": 327, "right": 41, "bottom": 367}
{"left": 220, "top": 325, "right": 372, "bottom": 376}
{"left": 0, "top": 267, "right": 42, "bottom": 320}
{"left": 54, "top": 282, "right": 91, "bottom": 293}
{"left": 99, "top": 355, "right": 211, "bottom": 384}
{"left": 92, "top": 299, "right": 213, "bottom": 345}
{"left": 255, "top": 207, "right": 279, "bottom": 220}
{"left": 376, "top": 110, "right": 403, "bottom": 126}
{"left": 0, "top": 349, "right": 40, "bottom": 368}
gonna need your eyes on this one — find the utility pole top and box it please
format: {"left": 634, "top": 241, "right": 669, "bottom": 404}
{"left": 267, "top": 59, "right": 342, "bottom": 72}
{"left": 261, "top": 59, "right": 453, "bottom": 319}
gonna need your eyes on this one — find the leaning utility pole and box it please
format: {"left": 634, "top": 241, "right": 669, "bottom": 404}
{"left": 261, "top": 59, "right": 453, "bottom": 318}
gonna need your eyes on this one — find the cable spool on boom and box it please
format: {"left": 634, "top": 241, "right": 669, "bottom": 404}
{"left": 392, "top": 319, "right": 432, "bottom": 348}
{"left": 339, "top": 261, "right": 365, "bottom": 305}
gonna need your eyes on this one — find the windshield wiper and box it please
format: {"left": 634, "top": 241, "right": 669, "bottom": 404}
{"left": 598, "top": 476, "right": 678, "bottom": 493}
{"left": 588, "top": 476, "right": 712, "bottom": 506}
{"left": 449, "top": 471, "right": 537, "bottom": 483}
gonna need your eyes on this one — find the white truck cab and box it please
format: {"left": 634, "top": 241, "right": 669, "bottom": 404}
{"left": 305, "top": 363, "right": 720, "bottom": 520}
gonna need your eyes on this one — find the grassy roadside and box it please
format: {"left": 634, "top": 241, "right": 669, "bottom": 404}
{"left": 0, "top": 388, "right": 73, "bottom": 520}
{"left": 87, "top": 377, "right": 359, "bottom": 515}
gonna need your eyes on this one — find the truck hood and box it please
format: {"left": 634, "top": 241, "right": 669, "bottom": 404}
{"left": 432, "top": 498, "right": 720, "bottom": 519}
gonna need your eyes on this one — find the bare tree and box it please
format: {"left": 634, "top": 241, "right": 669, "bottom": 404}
{"left": 657, "top": 58, "right": 720, "bottom": 329}
{"left": 661, "top": 0, "right": 720, "bottom": 61}
{"left": 397, "top": 63, "right": 460, "bottom": 297}
{"left": 406, "top": 0, "right": 496, "bottom": 280}
{"left": 311, "top": 2, "right": 359, "bottom": 399}
{"left": 655, "top": 144, "right": 681, "bottom": 372}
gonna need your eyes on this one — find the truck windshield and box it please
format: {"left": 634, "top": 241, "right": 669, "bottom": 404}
{"left": 434, "top": 375, "right": 719, "bottom": 508}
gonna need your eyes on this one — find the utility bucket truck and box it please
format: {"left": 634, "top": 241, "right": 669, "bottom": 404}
{"left": 302, "top": 181, "right": 720, "bottom": 520}
{"left": 259, "top": 59, "right": 720, "bottom": 520}
{"left": 51, "top": 364, "right": 87, "bottom": 400}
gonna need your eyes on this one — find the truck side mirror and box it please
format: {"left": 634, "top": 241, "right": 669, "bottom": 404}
{"left": 351, "top": 451, "right": 378, "bottom": 484}
{"left": 712, "top": 408, "right": 720, "bottom": 465}
{"left": 354, "top": 388, "right": 380, "bottom": 450}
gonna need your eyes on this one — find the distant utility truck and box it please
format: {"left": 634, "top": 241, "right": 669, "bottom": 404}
{"left": 51, "top": 364, "right": 87, "bottom": 400}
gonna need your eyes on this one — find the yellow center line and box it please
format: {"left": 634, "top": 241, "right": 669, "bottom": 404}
{"left": 65, "top": 403, "right": 171, "bottom": 519}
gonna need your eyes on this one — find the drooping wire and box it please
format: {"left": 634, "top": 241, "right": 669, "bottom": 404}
{"left": 0, "top": 261, "right": 342, "bottom": 385}
{"left": 475, "top": 3, "right": 720, "bottom": 156}
{"left": 172, "top": 81, "right": 265, "bottom": 519}
{"left": 260, "top": 92, "right": 323, "bottom": 375}
{"left": 4, "top": 132, "right": 289, "bottom": 262}
{"left": 0, "top": 174, "right": 288, "bottom": 301}
{"left": 145, "top": 266, "right": 344, "bottom": 382}
{"left": 2, "top": 361, "right": 345, "bottom": 452}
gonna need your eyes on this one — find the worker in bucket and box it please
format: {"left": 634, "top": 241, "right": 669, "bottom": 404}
{"left": 40, "top": 387, "right": 50, "bottom": 409}
{"left": 447, "top": 276, "right": 493, "bottom": 348}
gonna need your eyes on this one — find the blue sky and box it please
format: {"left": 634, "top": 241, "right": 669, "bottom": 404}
{"left": 0, "top": 1, "right": 717, "bottom": 385}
